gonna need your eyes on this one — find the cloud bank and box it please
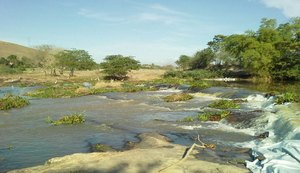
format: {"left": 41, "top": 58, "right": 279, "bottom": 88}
{"left": 261, "top": 0, "right": 300, "bottom": 17}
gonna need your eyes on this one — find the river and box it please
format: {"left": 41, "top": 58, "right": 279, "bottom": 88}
{"left": 0, "top": 82, "right": 299, "bottom": 172}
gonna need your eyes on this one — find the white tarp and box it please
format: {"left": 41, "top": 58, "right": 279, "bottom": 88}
{"left": 246, "top": 140, "right": 300, "bottom": 173}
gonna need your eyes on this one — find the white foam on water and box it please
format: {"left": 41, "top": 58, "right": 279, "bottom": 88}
{"left": 245, "top": 94, "right": 275, "bottom": 110}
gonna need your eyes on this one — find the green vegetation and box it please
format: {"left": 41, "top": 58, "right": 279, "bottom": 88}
{"left": 0, "top": 55, "right": 30, "bottom": 74}
{"left": 174, "top": 18, "right": 300, "bottom": 81}
{"left": 27, "top": 82, "right": 155, "bottom": 98}
{"left": 197, "top": 111, "right": 231, "bottom": 121}
{"left": 54, "top": 49, "right": 96, "bottom": 77}
{"left": 0, "top": 94, "right": 29, "bottom": 110}
{"left": 49, "top": 113, "right": 85, "bottom": 126}
{"left": 179, "top": 111, "right": 231, "bottom": 122}
{"left": 275, "top": 92, "right": 299, "bottom": 104}
{"left": 208, "top": 100, "right": 240, "bottom": 109}
{"left": 163, "top": 93, "right": 193, "bottom": 102}
{"left": 179, "top": 116, "right": 195, "bottom": 122}
{"left": 91, "top": 144, "right": 115, "bottom": 152}
{"left": 100, "top": 55, "right": 141, "bottom": 80}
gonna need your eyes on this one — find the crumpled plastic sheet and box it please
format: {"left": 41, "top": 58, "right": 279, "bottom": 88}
{"left": 246, "top": 140, "right": 300, "bottom": 173}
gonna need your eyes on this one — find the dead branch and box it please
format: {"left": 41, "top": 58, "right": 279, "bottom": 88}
{"left": 158, "top": 134, "right": 215, "bottom": 172}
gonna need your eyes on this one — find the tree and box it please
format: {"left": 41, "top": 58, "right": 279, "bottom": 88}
{"left": 100, "top": 55, "right": 140, "bottom": 80}
{"left": 189, "top": 48, "right": 215, "bottom": 70}
{"left": 176, "top": 55, "right": 191, "bottom": 70}
{"left": 55, "top": 49, "right": 96, "bottom": 77}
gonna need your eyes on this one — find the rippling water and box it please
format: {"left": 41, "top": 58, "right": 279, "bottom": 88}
{"left": 0, "top": 84, "right": 293, "bottom": 172}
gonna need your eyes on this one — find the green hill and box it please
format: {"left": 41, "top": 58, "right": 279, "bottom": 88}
{"left": 0, "top": 40, "right": 38, "bottom": 59}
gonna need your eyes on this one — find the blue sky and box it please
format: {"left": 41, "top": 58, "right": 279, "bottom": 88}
{"left": 0, "top": 0, "right": 299, "bottom": 64}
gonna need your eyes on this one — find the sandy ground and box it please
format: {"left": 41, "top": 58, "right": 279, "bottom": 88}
{"left": 9, "top": 133, "right": 249, "bottom": 173}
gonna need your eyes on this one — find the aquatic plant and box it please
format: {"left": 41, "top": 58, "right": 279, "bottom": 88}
{"left": 208, "top": 100, "right": 240, "bottom": 109}
{"left": 49, "top": 113, "right": 85, "bottom": 125}
{"left": 91, "top": 144, "right": 115, "bottom": 152}
{"left": 0, "top": 94, "right": 29, "bottom": 110}
{"left": 163, "top": 93, "right": 193, "bottom": 102}
{"left": 275, "top": 92, "right": 299, "bottom": 104}
{"left": 197, "top": 111, "right": 231, "bottom": 121}
{"left": 179, "top": 116, "right": 195, "bottom": 122}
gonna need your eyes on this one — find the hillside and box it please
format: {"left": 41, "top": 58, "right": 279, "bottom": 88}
{"left": 0, "top": 40, "right": 38, "bottom": 59}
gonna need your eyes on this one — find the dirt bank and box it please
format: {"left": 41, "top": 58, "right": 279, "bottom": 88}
{"left": 9, "top": 133, "right": 249, "bottom": 173}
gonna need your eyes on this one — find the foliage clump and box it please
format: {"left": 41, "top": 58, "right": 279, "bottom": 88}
{"left": 49, "top": 113, "right": 85, "bottom": 126}
{"left": 275, "top": 92, "right": 299, "bottom": 104}
{"left": 208, "top": 100, "right": 240, "bottom": 109}
{"left": 197, "top": 111, "right": 231, "bottom": 121}
{"left": 163, "top": 93, "right": 193, "bottom": 102}
{"left": 179, "top": 111, "right": 231, "bottom": 122}
{"left": 0, "top": 94, "right": 29, "bottom": 110}
{"left": 91, "top": 144, "right": 115, "bottom": 152}
{"left": 100, "top": 55, "right": 140, "bottom": 80}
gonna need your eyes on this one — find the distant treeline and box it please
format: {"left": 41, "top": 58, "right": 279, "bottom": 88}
{"left": 176, "top": 18, "right": 300, "bottom": 81}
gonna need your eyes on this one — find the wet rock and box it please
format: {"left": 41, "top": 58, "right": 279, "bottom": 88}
{"left": 256, "top": 155, "right": 266, "bottom": 161}
{"left": 82, "top": 82, "right": 92, "bottom": 88}
{"left": 154, "top": 84, "right": 173, "bottom": 90}
{"left": 255, "top": 132, "right": 269, "bottom": 139}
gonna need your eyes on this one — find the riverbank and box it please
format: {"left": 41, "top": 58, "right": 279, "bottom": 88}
{"left": 9, "top": 133, "right": 249, "bottom": 173}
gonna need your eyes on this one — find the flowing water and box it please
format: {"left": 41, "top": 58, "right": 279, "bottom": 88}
{"left": 0, "top": 83, "right": 299, "bottom": 172}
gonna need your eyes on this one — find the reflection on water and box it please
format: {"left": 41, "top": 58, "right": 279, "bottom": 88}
{"left": 0, "top": 83, "right": 291, "bottom": 172}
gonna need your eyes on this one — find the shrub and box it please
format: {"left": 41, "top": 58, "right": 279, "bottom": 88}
{"left": 0, "top": 94, "right": 29, "bottom": 110}
{"left": 208, "top": 100, "right": 240, "bottom": 109}
{"left": 49, "top": 113, "right": 85, "bottom": 125}
{"left": 197, "top": 111, "right": 231, "bottom": 121}
{"left": 163, "top": 93, "right": 193, "bottom": 102}
{"left": 275, "top": 92, "right": 298, "bottom": 104}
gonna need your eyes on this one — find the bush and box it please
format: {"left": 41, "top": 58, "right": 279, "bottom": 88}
{"left": 208, "top": 100, "right": 240, "bottom": 109}
{"left": 49, "top": 113, "right": 85, "bottom": 125}
{"left": 275, "top": 92, "right": 299, "bottom": 104}
{"left": 163, "top": 93, "right": 193, "bottom": 102}
{"left": 0, "top": 94, "right": 29, "bottom": 110}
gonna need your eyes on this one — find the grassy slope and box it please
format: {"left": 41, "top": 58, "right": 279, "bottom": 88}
{"left": 0, "top": 40, "right": 38, "bottom": 59}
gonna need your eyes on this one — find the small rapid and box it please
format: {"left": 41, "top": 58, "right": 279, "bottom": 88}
{"left": 0, "top": 85, "right": 299, "bottom": 173}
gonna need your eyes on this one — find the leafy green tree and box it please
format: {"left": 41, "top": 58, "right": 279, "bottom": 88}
{"left": 190, "top": 48, "right": 215, "bottom": 70}
{"left": 176, "top": 55, "right": 191, "bottom": 70}
{"left": 55, "top": 49, "right": 96, "bottom": 77}
{"left": 100, "top": 55, "right": 140, "bottom": 80}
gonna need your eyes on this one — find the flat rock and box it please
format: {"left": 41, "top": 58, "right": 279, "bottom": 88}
{"left": 9, "top": 133, "right": 249, "bottom": 173}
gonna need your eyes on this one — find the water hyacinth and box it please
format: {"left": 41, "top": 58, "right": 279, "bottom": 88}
{"left": 0, "top": 94, "right": 29, "bottom": 110}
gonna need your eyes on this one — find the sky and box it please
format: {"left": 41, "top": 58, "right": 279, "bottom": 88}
{"left": 0, "top": 0, "right": 299, "bottom": 65}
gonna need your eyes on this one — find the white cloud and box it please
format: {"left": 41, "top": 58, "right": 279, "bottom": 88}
{"left": 78, "top": 8, "right": 126, "bottom": 22}
{"left": 261, "top": 0, "right": 300, "bottom": 17}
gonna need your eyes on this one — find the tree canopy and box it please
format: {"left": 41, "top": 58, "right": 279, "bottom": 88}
{"left": 176, "top": 17, "right": 300, "bottom": 81}
{"left": 100, "top": 55, "right": 140, "bottom": 80}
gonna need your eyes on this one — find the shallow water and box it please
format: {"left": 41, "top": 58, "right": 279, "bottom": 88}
{"left": 0, "top": 85, "right": 287, "bottom": 172}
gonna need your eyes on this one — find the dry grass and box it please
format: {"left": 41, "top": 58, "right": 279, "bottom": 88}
{"left": 0, "top": 69, "right": 165, "bottom": 86}
{"left": 128, "top": 69, "right": 165, "bottom": 81}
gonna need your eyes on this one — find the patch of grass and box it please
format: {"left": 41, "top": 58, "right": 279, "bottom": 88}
{"left": 91, "top": 144, "right": 115, "bottom": 152}
{"left": 163, "top": 93, "right": 193, "bottom": 102}
{"left": 0, "top": 94, "right": 29, "bottom": 110}
{"left": 178, "top": 116, "right": 195, "bottom": 122}
{"left": 208, "top": 100, "right": 240, "bottom": 109}
{"left": 197, "top": 111, "right": 231, "bottom": 121}
{"left": 275, "top": 92, "right": 299, "bottom": 104}
{"left": 49, "top": 113, "right": 85, "bottom": 126}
